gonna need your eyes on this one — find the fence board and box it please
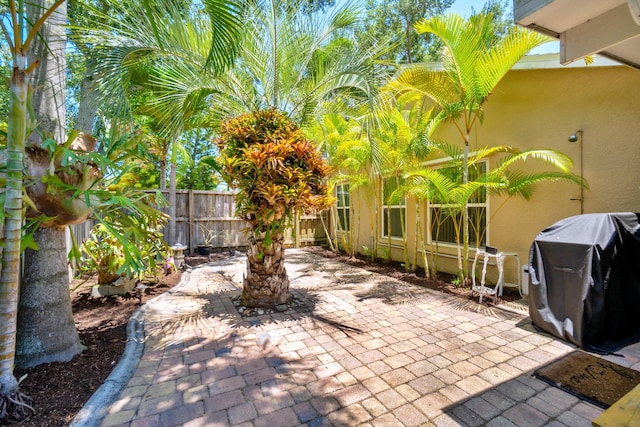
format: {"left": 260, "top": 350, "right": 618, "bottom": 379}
{"left": 71, "top": 190, "right": 327, "bottom": 256}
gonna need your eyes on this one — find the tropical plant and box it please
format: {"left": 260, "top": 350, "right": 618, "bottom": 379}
{"left": 203, "top": 0, "right": 389, "bottom": 127}
{"left": 307, "top": 113, "right": 373, "bottom": 255}
{"left": 197, "top": 222, "right": 217, "bottom": 247}
{"left": 74, "top": 0, "right": 389, "bottom": 256}
{"left": 424, "top": 0, "right": 516, "bottom": 61}
{"left": 72, "top": 0, "right": 244, "bottom": 243}
{"left": 17, "top": 119, "right": 171, "bottom": 371}
{"left": 14, "top": 0, "right": 92, "bottom": 373}
{"left": 372, "top": 102, "right": 433, "bottom": 270}
{"left": 216, "top": 108, "right": 332, "bottom": 307}
{"left": 178, "top": 155, "right": 222, "bottom": 190}
{"left": 402, "top": 142, "right": 585, "bottom": 280}
{"left": 17, "top": 127, "right": 171, "bottom": 298}
{"left": 0, "top": 0, "right": 66, "bottom": 420}
{"left": 80, "top": 224, "right": 127, "bottom": 284}
{"left": 388, "top": 12, "right": 550, "bottom": 278}
{"left": 176, "top": 128, "right": 221, "bottom": 190}
{"left": 78, "top": 210, "right": 169, "bottom": 285}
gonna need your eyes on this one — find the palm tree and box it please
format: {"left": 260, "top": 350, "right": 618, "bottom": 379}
{"left": 403, "top": 142, "right": 584, "bottom": 279}
{"left": 307, "top": 113, "right": 373, "bottom": 254}
{"left": 216, "top": 109, "right": 332, "bottom": 307}
{"left": 0, "top": 0, "right": 65, "bottom": 420}
{"left": 77, "top": 0, "right": 389, "bottom": 244}
{"left": 388, "top": 12, "right": 549, "bottom": 277}
{"left": 73, "top": 0, "right": 244, "bottom": 243}
{"left": 372, "top": 102, "right": 433, "bottom": 269}
{"left": 16, "top": 0, "right": 88, "bottom": 371}
{"left": 199, "top": 0, "right": 389, "bottom": 126}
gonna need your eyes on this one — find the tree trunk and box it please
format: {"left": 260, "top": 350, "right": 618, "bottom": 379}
{"left": 0, "top": 52, "right": 33, "bottom": 421}
{"left": 372, "top": 178, "right": 381, "bottom": 262}
{"left": 75, "top": 64, "right": 100, "bottom": 134}
{"left": 417, "top": 202, "right": 430, "bottom": 277}
{"left": 319, "top": 211, "right": 335, "bottom": 251}
{"left": 16, "top": 227, "right": 82, "bottom": 369}
{"left": 18, "top": 0, "right": 82, "bottom": 368}
{"left": 160, "top": 158, "right": 167, "bottom": 190}
{"left": 168, "top": 142, "right": 177, "bottom": 244}
{"left": 26, "top": 1, "right": 66, "bottom": 145}
{"left": 405, "top": 19, "right": 413, "bottom": 64}
{"left": 462, "top": 135, "right": 470, "bottom": 279}
{"left": 242, "top": 232, "right": 289, "bottom": 308}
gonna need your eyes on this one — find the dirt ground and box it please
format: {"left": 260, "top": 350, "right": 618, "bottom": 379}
{"left": 8, "top": 247, "right": 520, "bottom": 426}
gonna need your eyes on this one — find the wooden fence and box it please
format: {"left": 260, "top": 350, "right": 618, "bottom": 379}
{"left": 71, "top": 190, "right": 328, "bottom": 255}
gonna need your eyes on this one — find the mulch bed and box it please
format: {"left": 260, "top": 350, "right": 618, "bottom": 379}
{"left": 9, "top": 272, "right": 182, "bottom": 427}
{"left": 7, "top": 247, "right": 519, "bottom": 426}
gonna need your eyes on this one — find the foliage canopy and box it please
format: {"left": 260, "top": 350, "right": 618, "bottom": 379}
{"left": 216, "top": 108, "right": 332, "bottom": 232}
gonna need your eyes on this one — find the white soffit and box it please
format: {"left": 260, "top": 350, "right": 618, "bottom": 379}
{"left": 514, "top": 0, "right": 640, "bottom": 69}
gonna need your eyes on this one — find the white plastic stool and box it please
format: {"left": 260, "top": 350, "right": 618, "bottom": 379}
{"left": 471, "top": 247, "right": 505, "bottom": 304}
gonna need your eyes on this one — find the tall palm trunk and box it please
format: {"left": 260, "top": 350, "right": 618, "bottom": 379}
{"left": 242, "top": 232, "right": 289, "bottom": 307}
{"left": 462, "top": 133, "right": 470, "bottom": 278}
{"left": 404, "top": 18, "right": 412, "bottom": 64}
{"left": 75, "top": 61, "right": 100, "bottom": 135}
{"left": 17, "top": 0, "right": 82, "bottom": 368}
{"left": 330, "top": 204, "right": 348, "bottom": 253}
{"left": 168, "top": 140, "right": 178, "bottom": 244}
{"left": 347, "top": 193, "right": 354, "bottom": 255}
{"left": 319, "top": 210, "right": 335, "bottom": 251}
{"left": 395, "top": 176, "right": 411, "bottom": 271}
{"left": 352, "top": 189, "right": 360, "bottom": 258}
{"left": 0, "top": 52, "right": 33, "bottom": 421}
{"left": 27, "top": 1, "right": 66, "bottom": 145}
{"left": 17, "top": 228, "right": 82, "bottom": 368}
{"left": 160, "top": 159, "right": 167, "bottom": 190}
{"left": 372, "top": 178, "right": 381, "bottom": 262}
{"left": 415, "top": 201, "right": 429, "bottom": 276}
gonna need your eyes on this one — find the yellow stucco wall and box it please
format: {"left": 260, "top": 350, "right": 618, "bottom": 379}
{"left": 350, "top": 60, "right": 640, "bottom": 291}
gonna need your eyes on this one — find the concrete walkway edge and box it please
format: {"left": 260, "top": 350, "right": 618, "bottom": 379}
{"left": 70, "top": 269, "right": 193, "bottom": 427}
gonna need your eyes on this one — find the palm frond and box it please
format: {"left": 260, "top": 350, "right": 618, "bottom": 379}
{"left": 73, "top": 0, "right": 243, "bottom": 134}
{"left": 390, "top": 64, "right": 457, "bottom": 111}
{"left": 476, "top": 25, "right": 550, "bottom": 98}
{"left": 404, "top": 168, "right": 456, "bottom": 203}
{"left": 468, "top": 145, "right": 514, "bottom": 165}
{"left": 450, "top": 178, "right": 506, "bottom": 206}
{"left": 500, "top": 170, "right": 586, "bottom": 200}
{"left": 202, "top": 0, "right": 244, "bottom": 71}
{"left": 495, "top": 149, "right": 574, "bottom": 173}
{"left": 433, "top": 141, "right": 463, "bottom": 161}
{"left": 416, "top": 13, "right": 483, "bottom": 99}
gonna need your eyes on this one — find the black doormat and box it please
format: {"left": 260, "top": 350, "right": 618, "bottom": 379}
{"left": 534, "top": 350, "right": 640, "bottom": 409}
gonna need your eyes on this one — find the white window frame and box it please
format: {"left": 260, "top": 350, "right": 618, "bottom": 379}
{"left": 427, "top": 160, "right": 489, "bottom": 248}
{"left": 335, "top": 182, "right": 350, "bottom": 233}
{"left": 381, "top": 177, "right": 406, "bottom": 240}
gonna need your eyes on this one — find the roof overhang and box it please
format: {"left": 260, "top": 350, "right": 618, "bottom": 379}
{"left": 514, "top": 0, "right": 640, "bottom": 69}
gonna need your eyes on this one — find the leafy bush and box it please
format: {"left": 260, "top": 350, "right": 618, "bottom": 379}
{"left": 215, "top": 108, "right": 333, "bottom": 235}
{"left": 76, "top": 203, "right": 170, "bottom": 285}
{"left": 215, "top": 108, "right": 333, "bottom": 307}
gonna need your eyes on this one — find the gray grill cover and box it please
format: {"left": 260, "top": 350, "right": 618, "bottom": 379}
{"left": 529, "top": 213, "right": 640, "bottom": 353}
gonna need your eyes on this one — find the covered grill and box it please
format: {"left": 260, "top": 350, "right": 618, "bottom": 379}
{"left": 529, "top": 213, "right": 640, "bottom": 353}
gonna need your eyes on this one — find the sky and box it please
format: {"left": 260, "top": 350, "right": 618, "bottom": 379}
{"left": 448, "top": 0, "right": 560, "bottom": 54}
{"left": 448, "top": 0, "right": 489, "bottom": 17}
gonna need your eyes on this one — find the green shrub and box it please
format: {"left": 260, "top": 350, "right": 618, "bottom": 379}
{"left": 78, "top": 214, "right": 169, "bottom": 285}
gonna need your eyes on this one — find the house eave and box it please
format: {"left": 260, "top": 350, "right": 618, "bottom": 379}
{"left": 514, "top": 0, "right": 640, "bottom": 70}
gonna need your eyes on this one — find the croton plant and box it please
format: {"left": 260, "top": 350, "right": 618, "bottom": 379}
{"left": 215, "top": 108, "right": 332, "bottom": 307}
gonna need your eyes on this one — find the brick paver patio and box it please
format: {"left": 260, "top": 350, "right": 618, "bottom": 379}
{"left": 92, "top": 249, "right": 640, "bottom": 426}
